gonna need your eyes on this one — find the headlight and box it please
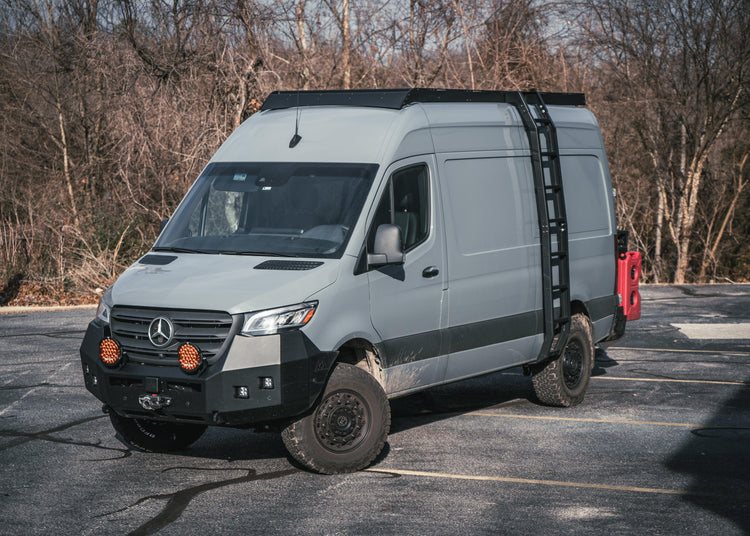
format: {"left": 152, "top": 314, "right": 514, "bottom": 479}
{"left": 95, "top": 288, "right": 112, "bottom": 324}
{"left": 241, "top": 302, "right": 317, "bottom": 336}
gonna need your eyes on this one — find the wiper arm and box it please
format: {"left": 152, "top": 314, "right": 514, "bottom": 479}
{"left": 152, "top": 246, "right": 218, "bottom": 254}
{"left": 153, "top": 246, "right": 298, "bottom": 257}
{"left": 224, "top": 251, "right": 298, "bottom": 257}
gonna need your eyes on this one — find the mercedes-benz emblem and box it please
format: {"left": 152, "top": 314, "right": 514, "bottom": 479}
{"left": 148, "top": 317, "right": 174, "bottom": 348}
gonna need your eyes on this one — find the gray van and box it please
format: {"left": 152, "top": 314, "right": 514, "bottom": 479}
{"left": 80, "top": 89, "right": 635, "bottom": 474}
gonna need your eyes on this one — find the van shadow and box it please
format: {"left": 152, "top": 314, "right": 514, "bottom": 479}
{"left": 592, "top": 346, "right": 620, "bottom": 377}
{"left": 174, "top": 368, "right": 538, "bottom": 464}
{"left": 150, "top": 349, "right": 620, "bottom": 465}
{"left": 663, "top": 385, "right": 750, "bottom": 534}
{"left": 388, "top": 368, "right": 536, "bottom": 435}
{"left": 389, "top": 346, "right": 622, "bottom": 436}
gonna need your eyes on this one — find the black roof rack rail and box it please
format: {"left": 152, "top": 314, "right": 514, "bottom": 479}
{"left": 259, "top": 88, "right": 586, "bottom": 111}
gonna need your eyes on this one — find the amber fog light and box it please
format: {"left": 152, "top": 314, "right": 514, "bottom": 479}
{"left": 178, "top": 343, "right": 203, "bottom": 374}
{"left": 99, "top": 338, "right": 122, "bottom": 368}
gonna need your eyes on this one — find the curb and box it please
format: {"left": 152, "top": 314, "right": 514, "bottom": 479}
{"left": 0, "top": 304, "right": 97, "bottom": 315}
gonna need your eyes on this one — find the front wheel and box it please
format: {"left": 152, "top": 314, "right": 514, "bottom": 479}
{"left": 109, "top": 412, "right": 207, "bottom": 452}
{"left": 281, "top": 362, "right": 390, "bottom": 474}
{"left": 531, "top": 313, "right": 594, "bottom": 407}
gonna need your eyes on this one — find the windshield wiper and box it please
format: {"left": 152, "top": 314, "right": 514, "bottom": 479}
{"left": 223, "top": 251, "right": 298, "bottom": 257}
{"left": 153, "top": 246, "right": 298, "bottom": 257}
{"left": 152, "top": 246, "right": 219, "bottom": 254}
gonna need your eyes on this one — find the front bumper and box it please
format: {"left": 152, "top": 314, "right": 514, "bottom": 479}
{"left": 79, "top": 320, "right": 337, "bottom": 426}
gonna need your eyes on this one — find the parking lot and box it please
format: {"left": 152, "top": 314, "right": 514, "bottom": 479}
{"left": 1, "top": 285, "right": 749, "bottom": 535}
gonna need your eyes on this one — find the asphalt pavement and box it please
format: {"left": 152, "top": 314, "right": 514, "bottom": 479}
{"left": 1, "top": 285, "right": 749, "bottom": 535}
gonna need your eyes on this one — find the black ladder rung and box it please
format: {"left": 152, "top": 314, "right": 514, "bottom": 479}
{"left": 540, "top": 151, "right": 558, "bottom": 157}
{"left": 545, "top": 184, "right": 562, "bottom": 191}
{"left": 535, "top": 117, "right": 553, "bottom": 125}
{"left": 555, "top": 316, "right": 571, "bottom": 326}
{"left": 549, "top": 218, "right": 566, "bottom": 224}
{"left": 550, "top": 251, "right": 567, "bottom": 258}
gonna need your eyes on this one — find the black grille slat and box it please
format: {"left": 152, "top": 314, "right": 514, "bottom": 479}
{"left": 110, "top": 306, "right": 235, "bottom": 367}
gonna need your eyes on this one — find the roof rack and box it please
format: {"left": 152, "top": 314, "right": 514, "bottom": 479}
{"left": 259, "top": 88, "right": 586, "bottom": 111}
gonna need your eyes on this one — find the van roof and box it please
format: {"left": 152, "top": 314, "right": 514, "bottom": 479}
{"left": 260, "top": 88, "right": 586, "bottom": 111}
{"left": 210, "top": 90, "right": 598, "bottom": 165}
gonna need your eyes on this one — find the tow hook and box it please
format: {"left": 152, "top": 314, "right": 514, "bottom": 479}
{"left": 138, "top": 394, "right": 173, "bottom": 411}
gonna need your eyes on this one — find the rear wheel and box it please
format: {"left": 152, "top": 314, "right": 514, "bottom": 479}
{"left": 531, "top": 313, "right": 594, "bottom": 407}
{"left": 109, "top": 412, "right": 207, "bottom": 452}
{"left": 281, "top": 362, "right": 390, "bottom": 474}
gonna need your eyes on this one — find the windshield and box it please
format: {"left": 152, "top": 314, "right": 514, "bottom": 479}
{"left": 155, "top": 162, "right": 378, "bottom": 258}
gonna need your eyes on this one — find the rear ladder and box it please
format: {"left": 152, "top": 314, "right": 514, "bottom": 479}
{"left": 509, "top": 91, "right": 571, "bottom": 360}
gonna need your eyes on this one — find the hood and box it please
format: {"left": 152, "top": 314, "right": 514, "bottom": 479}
{"left": 111, "top": 253, "right": 341, "bottom": 314}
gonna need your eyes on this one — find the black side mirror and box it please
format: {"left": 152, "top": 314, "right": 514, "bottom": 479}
{"left": 368, "top": 224, "right": 405, "bottom": 267}
{"left": 159, "top": 218, "right": 169, "bottom": 234}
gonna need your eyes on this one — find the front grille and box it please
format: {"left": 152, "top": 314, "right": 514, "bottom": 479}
{"left": 110, "top": 306, "right": 236, "bottom": 367}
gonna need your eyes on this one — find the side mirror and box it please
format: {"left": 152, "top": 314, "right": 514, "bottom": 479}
{"left": 368, "top": 224, "right": 405, "bottom": 267}
{"left": 159, "top": 218, "right": 169, "bottom": 234}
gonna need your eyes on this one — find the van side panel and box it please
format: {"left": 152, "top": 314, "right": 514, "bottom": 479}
{"left": 438, "top": 154, "right": 543, "bottom": 381}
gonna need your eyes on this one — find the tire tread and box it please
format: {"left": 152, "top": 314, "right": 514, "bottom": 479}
{"left": 531, "top": 313, "right": 594, "bottom": 407}
{"left": 281, "top": 363, "right": 390, "bottom": 474}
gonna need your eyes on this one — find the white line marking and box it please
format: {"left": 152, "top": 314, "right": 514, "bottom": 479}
{"left": 671, "top": 323, "right": 750, "bottom": 340}
{"left": 0, "top": 362, "right": 72, "bottom": 417}
{"left": 607, "top": 346, "right": 750, "bottom": 356}
{"left": 466, "top": 412, "right": 702, "bottom": 428}
{"left": 591, "top": 375, "right": 746, "bottom": 386}
{"left": 365, "top": 468, "right": 747, "bottom": 499}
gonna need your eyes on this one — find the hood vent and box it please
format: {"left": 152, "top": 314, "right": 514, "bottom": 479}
{"left": 254, "top": 260, "right": 324, "bottom": 271}
{"left": 139, "top": 254, "right": 178, "bottom": 265}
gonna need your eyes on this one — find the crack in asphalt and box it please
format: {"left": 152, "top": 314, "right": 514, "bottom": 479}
{"left": 96, "top": 466, "right": 299, "bottom": 536}
{"left": 0, "top": 414, "right": 130, "bottom": 459}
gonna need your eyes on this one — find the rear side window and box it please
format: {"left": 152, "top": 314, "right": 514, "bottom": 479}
{"left": 561, "top": 155, "right": 611, "bottom": 235}
{"left": 367, "top": 164, "right": 429, "bottom": 252}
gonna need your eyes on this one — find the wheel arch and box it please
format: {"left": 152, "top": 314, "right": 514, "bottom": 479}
{"left": 335, "top": 337, "right": 385, "bottom": 389}
{"left": 570, "top": 299, "right": 590, "bottom": 320}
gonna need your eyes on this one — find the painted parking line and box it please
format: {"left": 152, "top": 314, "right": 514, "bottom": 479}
{"left": 365, "top": 468, "right": 747, "bottom": 500}
{"left": 607, "top": 346, "right": 750, "bottom": 356}
{"left": 466, "top": 412, "right": 701, "bottom": 428}
{"left": 591, "top": 375, "right": 747, "bottom": 386}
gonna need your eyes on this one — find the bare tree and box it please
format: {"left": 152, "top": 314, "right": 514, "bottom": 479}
{"left": 578, "top": 0, "right": 750, "bottom": 282}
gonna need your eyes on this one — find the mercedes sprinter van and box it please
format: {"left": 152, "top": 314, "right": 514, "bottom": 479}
{"left": 80, "top": 89, "right": 639, "bottom": 473}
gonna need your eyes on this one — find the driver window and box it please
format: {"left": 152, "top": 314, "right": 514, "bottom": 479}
{"left": 367, "top": 164, "right": 429, "bottom": 252}
{"left": 188, "top": 189, "right": 244, "bottom": 237}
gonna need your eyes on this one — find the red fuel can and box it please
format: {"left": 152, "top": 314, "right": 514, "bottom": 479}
{"left": 618, "top": 251, "right": 641, "bottom": 321}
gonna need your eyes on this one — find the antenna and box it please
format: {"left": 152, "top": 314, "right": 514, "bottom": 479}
{"left": 289, "top": 90, "right": 302, "bottom": 148}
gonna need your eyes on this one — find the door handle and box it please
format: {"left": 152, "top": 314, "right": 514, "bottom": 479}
{"left": 422, "top": 266, "right": 439, "bottom": 278}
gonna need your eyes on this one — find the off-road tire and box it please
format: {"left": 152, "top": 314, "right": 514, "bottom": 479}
{"left": 109, "top": 412, "right": 207, "bottom": 452}
{"left": 281, "top": 362, "right": 390, "bottom": 474}
{"left": 531, "top": 313, "right": 594, "bottom": 407}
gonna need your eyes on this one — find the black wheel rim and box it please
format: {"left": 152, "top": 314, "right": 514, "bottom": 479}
{"left": 562, "top": 339, "right": 584, "bottom": 390}
{"left": 314, "top": 390, "right": 370, "bottom": 453}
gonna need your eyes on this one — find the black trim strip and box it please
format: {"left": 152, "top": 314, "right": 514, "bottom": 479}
{"left": 379, "top": 310, "right": 543, "bottom": 368}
